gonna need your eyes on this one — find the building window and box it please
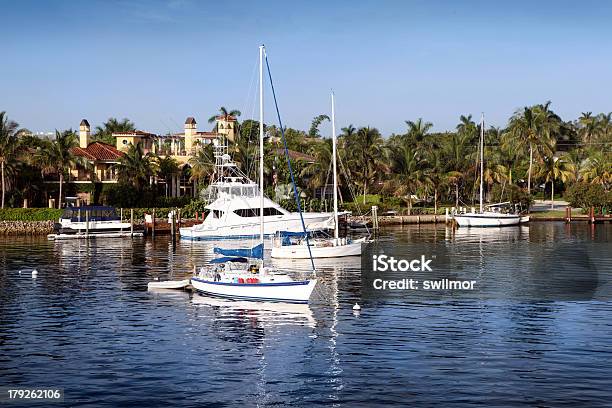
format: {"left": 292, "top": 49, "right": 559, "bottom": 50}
{"left": 122, "top": 139, "right": 128, "bottom": 145}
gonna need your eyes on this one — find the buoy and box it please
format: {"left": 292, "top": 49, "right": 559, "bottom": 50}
{"left": 32, "top": 269, "right": 38, "bottom": 278}
{"left": 18, "top": 270, "right": 22, "bottom": 275}
{"left": 353, "top": 303, "right": 361, "bottom": 311}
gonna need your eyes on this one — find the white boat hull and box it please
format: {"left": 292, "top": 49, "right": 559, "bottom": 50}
{"left": 454, "top": 212, "right": 521, "bottom": 227}
{"left": 180, "top": 213, "right": 333, "bottom": 240}
{"left": 190, "top": 277, "right": 317, "bottom": 303}
{"left": 147, "top": 279, "right": 190, "bottom": 290}
{"left": 271, "top": 240, "right": 363, "bottom": 259}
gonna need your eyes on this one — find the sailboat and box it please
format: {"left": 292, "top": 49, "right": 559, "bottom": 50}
{"left": 190, "top": 45, "right": 317, "bottom": 303}
{"left": 454, "top": 114, "right": 521, "bottom": 227}
{"left": 270, "top": 92, "right": 366, "bottom": 258}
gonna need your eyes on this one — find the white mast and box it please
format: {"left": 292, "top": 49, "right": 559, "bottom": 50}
{"left": 331, "top": 92, "right": 339, "bottom": 241}
{"left": 479, "top": 113, "right": 484, "bottom": 213}
{"left": 259, "top": 45, "right": 265, "bottom": 246}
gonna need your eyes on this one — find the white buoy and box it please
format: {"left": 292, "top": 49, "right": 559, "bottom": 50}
{"left": 19, "top": 270, "right": 22, "bottom": 275}
{"left": 32, "top": 269, "right": 38, "bottom": 278}
{"left": 353, "top": 303, "right": 361, "bottom": 311}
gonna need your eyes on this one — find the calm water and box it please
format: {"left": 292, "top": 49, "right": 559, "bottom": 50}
{"left": 0, "top": 223, "right": 611, "bottom": 407}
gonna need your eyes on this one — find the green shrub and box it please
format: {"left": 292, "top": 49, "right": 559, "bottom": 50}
{"left": 182, "top": 200, "right": 208, "bottom": 218}
{"left": 565, "top": 182, "right": 611, "bottom": 213}
{"left": 0, "top": 208, "right": 63, "bottom": 221}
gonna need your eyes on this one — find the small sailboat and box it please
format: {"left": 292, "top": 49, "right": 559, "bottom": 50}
{"left": 454, "top": 114, "right": 521, "bottom": 227}
{"left": 271, "top": 92, "right": 366, "bottom": 258}
{"left": 190, "top": 45, "right": 317, "bottom": 303}
{"left": 270, "top": 93, "right": 367, "bottom": 259}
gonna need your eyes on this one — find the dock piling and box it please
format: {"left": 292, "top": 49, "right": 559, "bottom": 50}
{"left": 130, "top": 209, "right": 134, "bottom": 237}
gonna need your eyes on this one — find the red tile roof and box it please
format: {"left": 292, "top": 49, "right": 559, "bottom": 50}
{"left": 71, "top": 142, "right": 124, "bottom": 161}
{"left": 273, "top": 149, "right": 315, "bottom": 162}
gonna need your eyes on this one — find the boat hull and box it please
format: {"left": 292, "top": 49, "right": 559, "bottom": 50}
{"left": 190, "top": 277, "right": 317, "bottom": 303}
{"left": 180, "top": 213, "right": 332, "bottom": 240}
{"left": 455, "top": 213, "right": 521, "bottom": 227}
{"left": 271, "top": 241, "right": 363, "bottom": 259}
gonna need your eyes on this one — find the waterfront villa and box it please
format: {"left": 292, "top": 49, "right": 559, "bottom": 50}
{"left": 66, "top": 116, "right": 231, "bottom": 202}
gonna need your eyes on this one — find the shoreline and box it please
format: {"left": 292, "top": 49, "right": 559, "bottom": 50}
{"left": 0, "top": 216, "right": 575, "bottom": 236}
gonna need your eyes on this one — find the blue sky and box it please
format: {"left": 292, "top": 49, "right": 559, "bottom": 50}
{"left": 2, "top": 0, "right": 611, "bottom": 136}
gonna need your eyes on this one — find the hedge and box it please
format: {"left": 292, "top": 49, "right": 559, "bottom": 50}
{"left": 0, "top": 208, "right": 63, "bottom": 221}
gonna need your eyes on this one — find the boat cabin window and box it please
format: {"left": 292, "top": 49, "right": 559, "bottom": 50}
{"left": 211, "top": 210, "right": 224, "bottom": 219}
{"left": 234, "top": 208, "right": 283, "bottom": 217}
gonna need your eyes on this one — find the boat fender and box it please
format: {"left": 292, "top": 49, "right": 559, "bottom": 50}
{"left": 238, "top": 278, "right": 245, "bottom": 284}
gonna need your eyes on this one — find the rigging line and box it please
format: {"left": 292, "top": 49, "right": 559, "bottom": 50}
{"left": 243, "top": 52, "right": 259, "bottom": 179}
{"left": 264, "top": 50, "right": 316, "bottom": 273}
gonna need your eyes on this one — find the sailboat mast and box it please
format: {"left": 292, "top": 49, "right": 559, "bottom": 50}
{"left": 259, "top": 45, "right": 265, "bottom": 246}
{"left": 331, "top": 92, "right": 339, "bottom": 240}
{"left": 479, "top": 113, "right": 484, "bottom": 213}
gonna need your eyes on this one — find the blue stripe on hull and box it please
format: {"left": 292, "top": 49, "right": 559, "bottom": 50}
{"left": 193, "top": 289, "right": 309, "bottom": 304}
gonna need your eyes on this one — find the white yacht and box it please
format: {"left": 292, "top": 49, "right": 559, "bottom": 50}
{"left": 180, "top": 132, "right": 333, "bottom": 241}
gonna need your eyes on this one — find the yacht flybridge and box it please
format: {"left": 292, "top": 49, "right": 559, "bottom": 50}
{"left": 179, "top": 124, "right": 334, "bottom": 241}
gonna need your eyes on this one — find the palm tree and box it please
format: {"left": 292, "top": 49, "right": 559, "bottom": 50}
{"left": 301, "top": 138, "right": 332, "bottom": 191}
{"left": 94, "top": 118, "right": 136, "bottom": 145}
{"left": 385, "top": 137, "right": 430, "bottom": 214}
{"left": 208, "top": 107, "right": 241, "bottom": 126}
{"left": 405, "top": 118, "right": 433, "bottom": 144}
{"left": 341, "top": 124, "right": 356, "bottom": 138}
{"left": 504, "top": 106, "right": 543, "bottom": 193}
{"left": 579, "top": 151, "right": 611, "bottom": 187}
{"left": 35, "top": 130, "right": 84, "bottom": 208}
{"left": 157, "top": 156, "right": 180, "bottom": 197}
{"left": 0, "top": 112, "right": 24, "bottom": 208}
{"left": 308, "top": 114, "right": 331, "bottom": 138}
{"left": 535, "top": 154, "right": 576, "bottom": 209}
{"left": 188, "top": 144, "right": 215, "bottom": 185}
{"left": 344, "top": 127, "right": 386, "bottom": 204}
{"left": 115, "top": 143, "right": 158, "bottom": 191}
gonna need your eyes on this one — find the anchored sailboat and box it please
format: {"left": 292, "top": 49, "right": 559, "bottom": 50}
{"left": 454, "top": 114, "right": 521, "bottom": 227}
{"left": 190, "top": 45, "right": 317, "bottom": 303}
{"left": 271, "top": 92, "right": 366, "bottom": 259}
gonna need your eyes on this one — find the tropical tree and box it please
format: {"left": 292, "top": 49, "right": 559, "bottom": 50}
{"left": 35, "top": 130, "right": 84, "bottom": 208}
{"left": 0, "top": 112, "right": 24, "bottom": 208}
{"left": 115, "top": 143, "right": 158, "bottom": 191}
{"left": 188, "top": 144, "right": 215, "bottom": 185}
{"left": 308, "top": 114, "right": 330, "bottom": 138}
{"left": 504, "top": 107, "right": 543, "bottom": 193}
{"left": 208, "top": 106, "right": 241, "bottom": 127}
{"left": 344, "top": 127, "right": 387, "bottom": 204}
{"left": 405, "top": 118, "right": 433, "bottom": 145}
{"left": 579, "top": 150, "right": 611, "bottom": 187}
{"left": 535, "top": 153, "right": 576, "bottom": 209}
{"left": 301, "top": 138, "right": 332, "bottom": 191}
{"left": 384, "top": 136, "right": 430, "bottom": 214}
{"left": 157, "top": 156, "right": 180, "bottom": 197}
{"left": 94, "top": 118, "right": 136, "bottom": 145}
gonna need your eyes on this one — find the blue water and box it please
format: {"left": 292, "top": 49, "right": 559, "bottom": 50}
{"left": 0, "top": 223, "right": 611, "bottom": 407}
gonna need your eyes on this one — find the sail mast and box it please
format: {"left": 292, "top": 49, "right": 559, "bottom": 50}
{"left": 259, "top": 45, "right": 265, "bottom": 246}
{"left": 479, "top": 113, "right": 484, "bottom": 213}
{"left": 331, "top": 92, "right": 339, "bottom": 241}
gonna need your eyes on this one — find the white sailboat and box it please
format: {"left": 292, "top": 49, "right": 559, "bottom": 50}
{"left": 454, "top": 114, "right": 521, "bottom": 227}
{"left": 271, "top": 92, "right": 366, "bottom": 258}
{"left": 190, "top": 45, "right": 317, "bottom": 303}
